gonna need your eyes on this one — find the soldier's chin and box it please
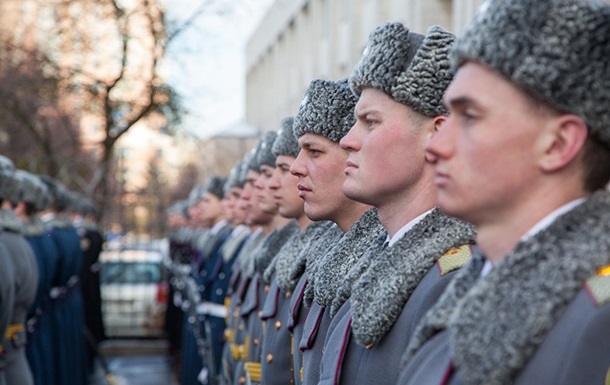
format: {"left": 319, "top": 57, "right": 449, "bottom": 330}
{"left": 342, "top": 181, "right": 364, "bottom": 203}
{"left": 437, "top": 196, "right": 470, "bottom": 223}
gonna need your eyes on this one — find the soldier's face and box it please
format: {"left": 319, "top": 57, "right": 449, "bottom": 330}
{"left": 340, "top": 88, "right": 430, "bottom": 208}
{"left": 271, "top": 155, "right": 303, "bottom": 219}
{"left": 255, "top": 164, "right": 279, "bottom": 215}
{"left": 426, "top": 61, "right": 548, "bottom": 226}
{"left": 292, "top": 133, "right": 353, "bottom": 222}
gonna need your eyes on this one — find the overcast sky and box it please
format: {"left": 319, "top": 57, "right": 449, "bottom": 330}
{"left": 163, "top": 0, "right": 275, "bottom": 138}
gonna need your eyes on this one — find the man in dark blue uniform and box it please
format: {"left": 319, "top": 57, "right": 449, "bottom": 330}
{"left": 40, "top": 176, "right": 87, "bottom": 385}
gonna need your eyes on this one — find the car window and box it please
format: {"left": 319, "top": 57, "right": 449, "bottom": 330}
{"left": 101, "top": 262, "right": 161, "bottom": 284}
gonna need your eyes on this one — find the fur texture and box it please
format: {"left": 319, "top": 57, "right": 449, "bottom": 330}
{"left": 293, "top": 79, "right": 358, "bottom": 142}
{"left": 349, "top": 22, "right": 423, "bottom": 98}
{"left": 21, "top": 217, "right": 45, "bottom": 237}
{"left": 254, "top": 221, "right": 299, "bottom": 279}
{"left": 288, "top": 221, "right": 336, "bottom": 287}
{"left": 406, "top": 191, "right": 610, "bottom": 385}
{"left": 256, "top": 131, "right": 278, "bottom": 168}
{"left": 14, "top": 170, "right": 50, "bottom": 211}
{"left": 391, "top": 25, "right": 455, "bottom": 117}
{"left": 234, "top": 229, "right": 264, "bottom": 274}
{"left": 272, "top": 117, "right": 299, "bottom": 158}
{"left": 0, "top": 209, "right": 23, "bottom": 233}
{"left": 349, "top": 23, "right": 455, "bottom": 117}
{"left": 0, "top": 173, "right": 21, "bottom": 204}
{"left": 223, "top": 160, "right": 243, "bottom": 194}
{"left": 204, "top": 176, "right": 226, "bottom": 200}
{"left": 454, "top": 0, "right": 610, "bottom": 146}
{"left": 306, "top": 209, "right": 386, "bottom": 309}
{"left": 348, "top": 208, "right": 476, "bottom": 347}
{"left": 269, "top": 221, "right": 332, "bottom": 292}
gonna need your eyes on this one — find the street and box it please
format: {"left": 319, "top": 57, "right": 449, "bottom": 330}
{"left": 90, "top": 339, "right": 178, "bottom": 385}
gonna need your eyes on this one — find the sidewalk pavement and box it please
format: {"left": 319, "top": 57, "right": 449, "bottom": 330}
{"left": 89, "top": 339, "right": 179, "bottom": 385}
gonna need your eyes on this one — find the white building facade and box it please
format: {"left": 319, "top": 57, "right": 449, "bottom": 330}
{"left": 245, "top": 0, "right": 484, "bottom": 131}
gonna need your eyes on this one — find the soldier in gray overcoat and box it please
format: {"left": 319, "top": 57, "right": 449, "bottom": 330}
{"left": 0, "top": 221, "right": 14, "bottom": 385}
{"left": 396, "top": 0, "right": 610, "bottom": 384}
{"left": 257, "top": 117, "right": 334, "bottom": 385}
{"left": 317, "top": 23, "right": 476, "bottom": 385}
{"left": 239, "top": 130, "right": 297, "bottom": 385}
{"left": 287, "top": 78, "right": 380, "bottom": 385}
{"left": 0, "top": 157, "right": 39, "bottom": 385}
{"left": 229, "top": 133, "right": 295, "bottom": 385}
{"left": 0, "top": 240, "right": 14, "bottom": 385}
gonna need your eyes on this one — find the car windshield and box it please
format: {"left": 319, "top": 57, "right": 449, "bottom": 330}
{"left": 101, "top": 262, "right": 160, "bottom": 284}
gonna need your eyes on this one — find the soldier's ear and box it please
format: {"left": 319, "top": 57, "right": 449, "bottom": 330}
{"left": 424, "top": 116, "right": 446, "bottom": 163}
{"left": 537, "top": 114, "right": 588, "bottom": 172}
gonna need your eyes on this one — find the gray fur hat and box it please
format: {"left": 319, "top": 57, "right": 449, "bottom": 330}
{"left": 223, "top": 160, "right": 244, "bottom": 194}
{"left": 187, "top": 184, "right": 206, "bottom": 206}
{"left": 237, "top": 154, "right": 251, "bottom": 186}
{"left": 0, "top": 155, "right": 20, "bottom": 203}
{"left": 40, "top": 175, "right": 71, "bottom": 212}
{"left": 245, "top": 143, "right": 262, "bottom": 173}
{"left": 256, "top": 130, "right": 278, "bottom": 168}
{"left": 453, "top": 0, "right": 610, "bottom": 146}
{"left": 204, "top": 176, "right": 226, "bottom": 200}
{"left": 272, "top": 117, "right": 299, "bottom": 158}
{"left": 293, "top": 79, "right": 358, "bottom": 142}
{"left": 15, "top": 170, "right": 51, "bottom": 211}
{"left": 349, "top": 23, "right": 455, "bottom": 117}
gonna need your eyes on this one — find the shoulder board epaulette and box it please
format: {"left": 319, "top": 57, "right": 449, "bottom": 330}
{"left": 244, "top": 362, "right": 261, "bottom": 382}
{"left": 585, "top": 265, "right": 610, "bottom": 307}
{"left": 437, "top": 244, "right": 473, "bottom": 276}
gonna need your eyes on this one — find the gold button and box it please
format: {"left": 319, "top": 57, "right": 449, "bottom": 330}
{"left": 275, "top": 320, "right": 281, "bottom": 329}
{"left": 239, "top": 376, "right": 246, "bottom": 384}
{"left": 266, "top": 354, "right": 273, "bottom": 363}
{"left": 285, "top": 290, "right": 292, "bottom": 298}
{"left": 253, "top": 338, "right": 259, "bottom": 346}
{"left": 365, "top": 342, "right": 374, "bottom": 350}
{"left": 264, "top": 284, "right": 270, "bottom": 293}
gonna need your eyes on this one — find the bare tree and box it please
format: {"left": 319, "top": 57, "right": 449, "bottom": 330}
{"left": 0, "top": 46, "right": 85, "bottom": 178}
{"left": 0, "top": 0, "right": 198, "bottom": 220}
{"left": 0, "top": 0, "right": 251, "bottom": 228}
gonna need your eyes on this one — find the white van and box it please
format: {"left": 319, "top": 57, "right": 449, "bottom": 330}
{"left": 100, "top": 247, "right": 168, "bottom": 338}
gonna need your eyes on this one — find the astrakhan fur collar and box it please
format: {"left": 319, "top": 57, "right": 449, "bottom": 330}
{"left": 306, "top": 209, "right": 386, "bottom": 309}
{"left": 254, "top": 221, "right": 299, "bottom": 279}
{"left": 0, "top": 209, "right": 23, "bottom": 233}
{"left": 347, "top": 208, "right": 476, "bottom": 347}
{"left": 22, "top": 217, "right": 45, "bottom": 236}
{"left": 405, "top": 191, "right": 610, "bottom": 385}
{"left": 263, "top": 228, "right": 300, "bottom": 284}
{"left": 288, "top": 221, "right": 336, "bottom": 288}
{"left": 267, "top": 221, "right": 332, "bottom": 291}
{"left": 300, "top": 223, "right": 345, "bottom": 307}
{"left": 239, "top": 232, "right": 267, "bottom": 278}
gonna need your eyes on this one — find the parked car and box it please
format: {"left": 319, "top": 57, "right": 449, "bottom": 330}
{"left": 100, "top": 247, "right": 168, "bottom": 338}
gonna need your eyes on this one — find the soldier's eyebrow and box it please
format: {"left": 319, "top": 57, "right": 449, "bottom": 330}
{"left": 445, "top": 95, "right": 477, "bottom": 111}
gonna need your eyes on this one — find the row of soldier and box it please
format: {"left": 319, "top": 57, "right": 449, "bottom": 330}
{"left": 167, "top": 1, "right": 610, "bottom": 384}
{"left": 0, "top": 156, "right": 105, "bottom": 385}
